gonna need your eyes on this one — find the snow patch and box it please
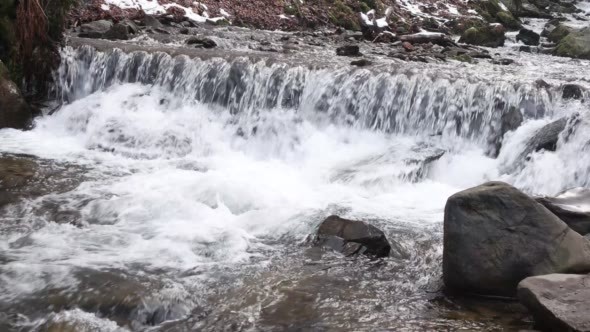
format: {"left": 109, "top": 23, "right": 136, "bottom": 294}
{"left": 102, "top": 0, "right": 225, "bottom": 23}
{"left": 361, "top": 10, "right": 389, "bottom": 29}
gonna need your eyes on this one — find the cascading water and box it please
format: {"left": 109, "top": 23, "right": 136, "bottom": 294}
{"left": 0, "top": 43, "right": 589, "bottom": 331}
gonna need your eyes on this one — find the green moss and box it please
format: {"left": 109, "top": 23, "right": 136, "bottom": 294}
{"left": 358, "top": 2, "right": 370, "bottom": 12}
{"left": 284, "top": 5, "right": 298, "bottom": 16}
{"left": 548, "top": 24, "right": 572, "bottom": 43}
{"left": 496, "top": 11, "right": 521, "bottom": 30}
{"left": 328, "top": 0, "right": 360, "bottom": 31}
{"left": 360, "top": 0, "right": 377, "bottom": 8}
{"left": 453, "top": 54, "right": 474, "bottom": 63}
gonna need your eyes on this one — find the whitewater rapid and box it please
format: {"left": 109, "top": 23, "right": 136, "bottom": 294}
{"left": 0, "top": 45, "right": 589, "bottom": 330}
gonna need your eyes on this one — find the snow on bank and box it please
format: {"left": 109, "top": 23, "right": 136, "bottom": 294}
{"left": 103, "top": 0, "right": 225, "bottom": 23}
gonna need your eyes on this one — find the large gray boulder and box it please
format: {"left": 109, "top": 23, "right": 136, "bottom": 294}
{"left": 0, "top": 60, "right": 31, "bottom": 129}
{"left": 443, "top": 182, "right": 590, "bottom": 297}
{"left": 79, "top": 19, "right": 113, "bottom": 39}
{"left": 315, "top": 215, "right": 399, "bottom": 258}
{"left": 536, "top": 188, "right": 590, "bottom": 236}
{"left": 518, "top": 274, "right": 590, "bottom": 332}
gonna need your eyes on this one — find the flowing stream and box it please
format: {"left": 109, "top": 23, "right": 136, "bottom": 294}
{"left": 0, "top": 40, "right": 589, "bottom": 331}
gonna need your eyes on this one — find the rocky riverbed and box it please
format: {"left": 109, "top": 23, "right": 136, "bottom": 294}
{"left": 0, "top": 0, "right": 589, "bottom": 331}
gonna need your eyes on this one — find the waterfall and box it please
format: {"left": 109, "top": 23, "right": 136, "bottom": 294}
{"left": 55, "top": 45, "right": 562, "bottom": 151}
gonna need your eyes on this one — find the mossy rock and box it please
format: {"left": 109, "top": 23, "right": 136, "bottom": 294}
{"left": 459, "top": 25, "right": 506, "bottom": 48}
{"left": 445, "top": 17, "right": 486, "bottom": 35}
{"left": 475, "top": 0, "right": 503, "bottom": 22}
{"left": 554, "top": 28, "right": 590, "bottom": 60}
{"left": 453, "top": 54, "right": 475, "bottom": 63}
{"left": 547, "top": 24, "right": 572, "bottom": 43}
{"left": 496, "top": 11, "right": 521, "bottom": 30}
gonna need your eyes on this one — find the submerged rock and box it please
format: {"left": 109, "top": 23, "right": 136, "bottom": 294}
{"left": 350, "top": 59, "right": 372, "bottom": 67}
{"left": 315, "top": 215, "right": 394, "bottom": 258}
{"left": 0, "top": 154, "right": 87, "bottom": 209}
{"left": 336, "top": 44, "right": 360, "bottom": 56}
{"left": 536, "top": 188, "right": 590, "bottom": 236}
{"left": 186, "top": 36, "right": 217, "bottom": 48}
{"left": 0, "top": 60, "right": 31, "bottom": 129}
{"left": 562, "top": 84, "right": 584, "bottom": 100}
{"left": 443, "top": 182, "right": 590, "bottom": 297}
{"left": 518, "top": 274, "right": 590, "bottom": 332}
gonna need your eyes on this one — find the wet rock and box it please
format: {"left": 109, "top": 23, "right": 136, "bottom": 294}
{"left": 104, "top": 23, "right": 134, "bottom": 41}
{"left": 142, "top": 16, "right": 165, "bottom": 29}
{"left": 345, "top": 30, "right": 364, "bottom": 41}
{"left": 518, "top": 274, "right": 590, "bottom": 332}
{"left": 490, "top": 105, "right": 523, "bottom": 157}
{"left": 185, "top": 36, "right": 217, "bottom": 48}
{"left": 79, "top": 20, "right": 113, "bottom": 38}
{"left": 0, "top": 60, "right": 31, "bottom": 129}
{"left": 547, "top": 23, "right": 572, "bottom": 43}
{"left": 443, "top": 181, "right": 590, "bottom": 297}
{"left": 402, "top": 41, "right": 414, "bottom": 52}
{"left": 39, "top": 309, "right": 123, "bottom": 332}
{"left": 536, "top": 188, "right": 590, "bottom": 236}
{"left": 562, "top": 84, "right": 584, "bottom": 100}
{"left": 0, "top": 154, "right": 87, "bottom": 208}
{"left": 535, "top": 79, "right": 551, "bottom": 89}
{"left": 336, "top": 45, "right": 360, "bottom": 56}
{"left": 517, "top": 28, "right": 540, "bottom": 46}
{"left": 350, "top": 59, "right": 372, "bottom": 67}
{"left": 459, "top": 24, "right": 506, "bottom": 48}
{"left": 179, "top": 27, "right": 189, "bottom": 34}
{"left": 554, "top": 27, "right": 590, "bottom": 60}
{"left": 453, "top": 54, "right": 474, "bottom": 63}
{"left": 497, "top": 11, "right": 522, "bottom": 30}
{"left": 121, "top": 19, "right": 140, "bottom": 34}
{"left": 315, "top": 215, "right": 392, "bottom": 258}
{"left": 510, "top": 117, "right": 567, "bottom": 165}
{"left": 492, "top": 58, "right": 515, "bottom": 65}
{"left": 502, "top": 105, "right": 524, "bottom": 132}
{"left": 468, "top": 51, "right": 493, "bottom": 59}
{"left": 44, "top": 269, "right": 152, "bottom": 326}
